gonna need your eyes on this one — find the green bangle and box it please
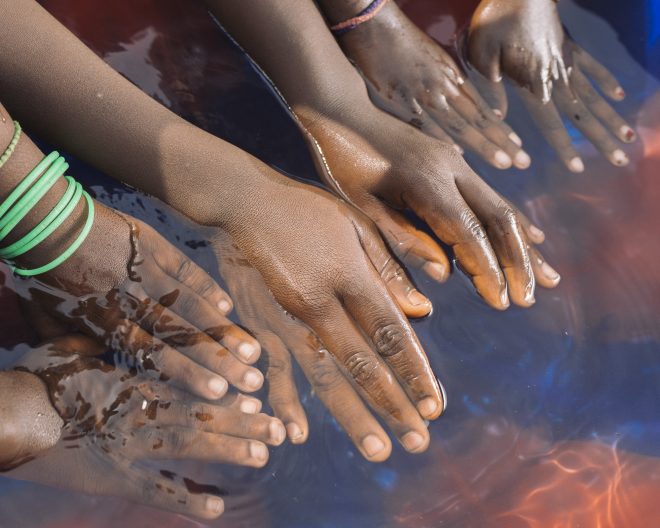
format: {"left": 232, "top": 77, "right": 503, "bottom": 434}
{"left": 0, "top": 176, "right": 80, "bottom": 260}
{"left": 0, "top": 155, "right": 68, "bottom": 239}
{"left": 0, "top": 151, "right": 58, "bottom": 219}
{"left": 13, "top": 189, "right": 95, "bottom": 277}
{"left": 0, "top": 121, "right": 21, "bottom": 170}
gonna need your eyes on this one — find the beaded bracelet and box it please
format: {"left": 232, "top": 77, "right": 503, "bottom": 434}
{"left": 0, "top": 121, "right": 22, "bottom": 170}
{"left": 0, "top": 144, "right": 95, "bottom": 276}
{"left": 330, "top": 0, "right": 390, "bottom": 36}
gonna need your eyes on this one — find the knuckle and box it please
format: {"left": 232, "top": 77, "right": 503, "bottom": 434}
{"left": 196, "top": 278, "right": 218, "bottom": 298}
{"left": 458, "top": 209, "right": 487, "bottom": 242}
{"left": 308, "top": 355, "right": 343, "bottom": 392}
{"left": 372, "top": 323, "right": 406, "bottom": 358}
{"left": 175, "top": 257, "right": 193, "bottom": 280}
{"left": 344, "top": 351, "right": 381, "bottom": 388}
{"left": 165, "top": 428, "right": 189, "bottom": 454}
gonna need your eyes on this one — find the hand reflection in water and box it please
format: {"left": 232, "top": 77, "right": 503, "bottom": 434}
{"left": 2, "top": 335, "right": 286, "bottom": 520}
{"left": 15, "top": 207, "right": 264, "bottom": 401}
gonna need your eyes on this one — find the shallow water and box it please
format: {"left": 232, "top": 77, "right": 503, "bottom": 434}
{"left": 1, "top": 0, "right": 659, "bottom": 526}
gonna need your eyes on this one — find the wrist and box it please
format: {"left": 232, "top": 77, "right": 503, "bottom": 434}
{"left": 0, "top": 371, "right": 62, "bottom": 471}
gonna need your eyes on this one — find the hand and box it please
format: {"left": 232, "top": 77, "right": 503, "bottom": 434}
{"left": 5, "top": 335, "right": 285, "bottom": 520}
{"left": 15, "top": 203, "right": 263, "bottom": 400}
{"left": 214, "top": 232, "right": 442, "bottom": 462}
{"left": 211, "top": 169, "right": 446, "bottom": 454}
{"left": 335, "top": 0, "right": 530, "bottom": 170}
{"left": 296, "top": 101, "right": 560, "bottom": 309}
{"left": 469, "top": 0, "right": 567, "bottom": 103}
{"left": 468, "top": 0, "right": 635, "bottom": 171}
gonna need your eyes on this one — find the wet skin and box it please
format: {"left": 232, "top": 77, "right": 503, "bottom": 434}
{"left": 0, "top": 0, "right": 445, "bottom": 453}
{"left": 469, "top": 0, "right": 636, "bottom": 171}
{"left": 0, "top": 110, "right": 262, "bottom": 400}
{"left": 319, "top": 0, "right": 531, "bottom": 170}
{"left": 205, "top": 0, "right": 560, "bottom": 309}
{"left": 1, "top": 336, "right": 285, "bottom": 520}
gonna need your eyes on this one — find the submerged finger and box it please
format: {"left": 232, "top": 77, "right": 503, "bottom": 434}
{"left": 517, "top": 87, "right": 584, "bottom": 173}
{"left": 574, "top": 46, "right": 625, "bottom": 100}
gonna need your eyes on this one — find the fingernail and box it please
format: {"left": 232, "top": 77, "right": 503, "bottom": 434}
{"left": 494, "top": 150, "right": 512, "bottom": 169}
{"left": 217, "top": 299, "right": 232, "bottom": 313}
{"left": 243, "top": 371, "right": 263, "bottom": 390}
{"left": 568, "top": 157, "right": 584, "bottom": 173}
{"left": 508, "top": 131, "right": 522, "bottom": 146}
{"left": 407, "top": 289, "right": 431, "bottom": 308}
{"left": 362, "top": 434, "right": 386, "bottom": 458}
{"left": 401, "top": 431, "right": 426, "bottom": 453}
{"left": 514, "top": 150, "right": 531, "bottom": 169}
{"left": 615, "top": 86, "right": 625, "bottom": 99}
{"left": 250, "top": 441, "right": 269, "bottom": 462}
{"left": 620, "top": 125, "right": 636, "bottom": 143}
{"left": 541, "top": 261, "right": 561, "bottom": 282}
{"left": 238, "top": 342, "right": 259, "bottom": 363}
{"left": 493, "top": 109, "right": 504, "bottom": 119}
{"left": 529, "top": 224, "right": 545, "bottom": 242}
{"left": 286, "top": 422, "right": 304, "bottom": 443}
{"left": 208, "top": 377, "right": 228, "bottom": 398}
{"left": 438, "top": 378, "right": 448, "bottom": 413}
{"left": 205, "top": 496, "right": 224, "bottom": 515}
{"left": 422, "top": 261, "right": 449, "bottom": 282}
{"left": 240, "top": 399, "right": 259, "bottom": 414}
{"left": 417, "top": 397, "right": 439, "bottom": 419}
{"left": 269, "top": 420, "right": 286, "bottom": 445}
{"left": 611, "top": 149, "right": 629, "bottom": 166}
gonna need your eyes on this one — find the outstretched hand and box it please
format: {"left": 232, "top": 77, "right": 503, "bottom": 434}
{"left": 16, "top": 204, "right": 263, "bottom": 400}
{"left": 5, "top": 335, "right": 285, "bottom": 519}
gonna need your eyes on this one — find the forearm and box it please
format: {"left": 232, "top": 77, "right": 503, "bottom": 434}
{"left": 0, "top": 0, "right": 267, "bottom": 226}
{"left": 204, "top": 0, "right": 369, "bottom": 116}
{"left": 0, "top": 370, "right": 62, "bottom": 471}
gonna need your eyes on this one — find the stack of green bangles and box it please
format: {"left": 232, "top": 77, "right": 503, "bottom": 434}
{"left": 0, "top": 121, "right": 95, "bottom": 276}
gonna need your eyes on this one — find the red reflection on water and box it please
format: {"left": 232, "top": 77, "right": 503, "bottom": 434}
{"left": 392, "top": 419, "right": 660, "bottom": 528}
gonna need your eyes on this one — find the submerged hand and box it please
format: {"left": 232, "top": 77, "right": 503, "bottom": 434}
{"left": 213, "top": 232, "right": 443, "bottom": 462}
{"left": 335, "top": 0, "right": 529, "bottom": 169}
{"left": 16, "top": 204, "right": 263, "bottom": 400}
{"left": 4, "top": 336, "right": 284, "bottom": 519}
{"left": 468, "top": 0, "right": 635, "bottom": 170}
{"left": 297, "top": 103, "right": 560, "bottom": 309}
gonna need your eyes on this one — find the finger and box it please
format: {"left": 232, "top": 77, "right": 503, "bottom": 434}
{"left": 448, "top": 85, "right": 530, "bottom": 168}
{"left": 311, "top": 301, "right": 431, "bottom": 453}
{"left": 339, "top": 265, "right": 445, "bottom": 420}
{"left": 460, "top": 78, "right": 517, "bottom": 141}
{"left": 506, "top": 201, "right": 545, "bottom": 244}
{"left": 456, "top": 177, "right": 536, "bottom": 306}
{"left": 120, "top": 467, "right": 224, "bottom": 520}
{"left": 365, "top": 200, "right": 450, "bottom": 285}
{"left": 415, "top": 113, "right": 464, "bottom": 153}
{"left": 291, "top": 341, "right": 392, "bottom": 462}
{"left": 406, "top": 181, "right": 508, "bottom": 309}
{"left": 468, "top": 34, "right": 502, "bottom": 83}
{"left": 153, "top": 400, "right": 285, "bottom": 446}
{"left": 528, "top": 244, "right": 561, "bottom": 288}
{"left": 217, "top": 392, "right": 263, "bottom": 414}
{"left": 426, "top": 93, "right": 513, "bottom": 169}
{"left": 152, "top": 238, "right": 234, "bottom": 314}
{"left": 350, "top": 209, "right": 434, "bottom": 318}
{"left": 574, "top": 47, "right": 625, "bottom": 100}
{"left": 258, "top": 330, "right": 308, "bottom": 444}
{"left": 114, "top": 320, "right": 229, "bottom": 400}
{"left": 571, "top": 68, "right": 636, "bottom": 143}
{"left": 516, "top": 86, "right": 584, "bottom": 173}
{"left": 469, "top": 68, "right": 509, "bottom": 118}
{"left": 135, "top": 426, "right": 271, "bottom": 468}
{"left": 144, "top": 273, "right": 261, "bottom": 364}
{"left": 132, "top": 298, "right": 264, "bottom": 393}
{"left": 554, "top": 82, "right": 629, "bottom": 167}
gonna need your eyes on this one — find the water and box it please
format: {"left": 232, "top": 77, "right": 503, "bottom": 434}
{"left": 1, "top": 0, "right": 659, "bottom": 526}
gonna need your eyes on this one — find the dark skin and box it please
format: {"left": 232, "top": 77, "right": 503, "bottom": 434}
{"left": 468, "top": 0, "right": 636, "bottom": 171}
{"left": 0, "top": 0, "right": 445, "bottom": 451}
{"left": 205, "top": 0, "right": 560, "bottom": 309}
{"left": 1, "top": 336, "right": 284, "bottom": 519}
{"left": 0, "top": 106, "right": 263, "bottom": 400}
{"left": 318, "top": 0, "right": 531, "bottom": 170}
